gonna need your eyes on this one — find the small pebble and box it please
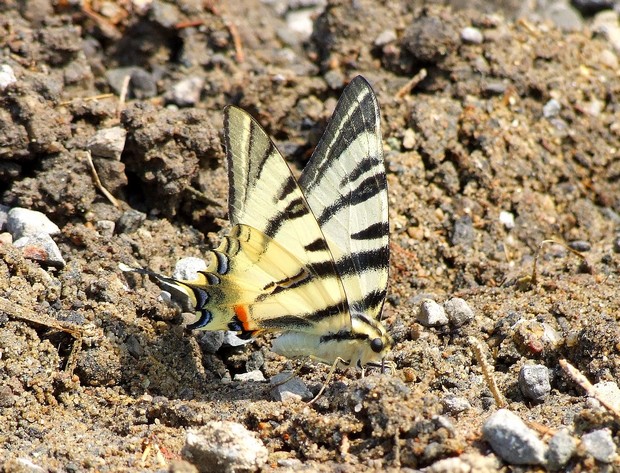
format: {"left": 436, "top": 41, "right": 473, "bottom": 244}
{"left": 106, "top": 67, "right": 157, "bottom": 99}
{"left": 613, "top": 235, "right": 620, "bottom": 253}
{"left": 417, "top": 299, "right": 449, "bottom": 327}
{"left": 374, "top": 29, "right": 397, "bottom": 46}
{"left": 196, "top": 331, "right": 225, "bottom": 354}
{"left": 482, "top": 409, "right": 547, "bottom": 465}
{"left": 88, "top": 127, "right": 127, "bottom": 160}
{"left": 499, "top": 210, "right": 515, "bottom": 229}
{"left": 461, "top": 26, "right": 483, "bottom": 44}
{"left": 0, "top": 64, "right": 17, "bottom": 90}
{"left": 589, "top": 381, "right": 620, "bottom": 411}
{"left": 441, "top": 394, "right": 471, "bottom": 414}
{"left": 581, "top": 429, "right": 617, "bottom": 463}
{"left": 599, "top": 48, "right": 619, "bottom": 69}
{"left": 222, "top": 331, "right": 252, "bottom": 347}
{"left": 450, "top": 215, "right": 475, "bottom": 247}
{"left": 443, "top": 297, "right": 474, "bottom": 327}
{"left": 7, "top": 208, "right": 60, "bottom": 239}
{"left": 285, "top": 8, "right": 314, "bottom": 41}
{"left": 546, "top": 428, "right": 576, "bottom": 469}
{"left": 116, "top": 209, "right": 146, "bottom": 234}
{"left": 234, "top": 370, "right": 266, "bottom": 382}
{"left": 543, "top": 98, "right": 561, "bottom": 119}
{"left": 13, "top": 233, "right": 66, "bottom": 268}
{"left": 170, "top": 77, "right": 204, "bottom": 107}
{"left": 402, "top": 128, "right": 416, "bottom": 150}
{"left": 324, "top": 70, "right": 345, "bottom": 89}
{"left": 173, "top": 257, "right": 208, "bottom": 280}
{"left": 0, "top": 204, "right": 9, "bottom": 232}
{"left": 518, "top": 364, "right": 551, "bottom": 402}
{"left": 567, "top": 240, "right": 591, "bottom": 252}
{"left": 95, "top": 220, "right": 115, "bottom": 239}
{"left": 182, "top": 421, "right": 268, "bottom": 473}
{"left": 270, "top": 372, "right": 312, "bottom": 402}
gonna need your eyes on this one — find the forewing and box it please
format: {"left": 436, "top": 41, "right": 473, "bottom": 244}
{"left": 298, "top": 76, "right": 389, "bottom": 320}
{"left": 224, "top": 107, "right": 351, "bottom": 331}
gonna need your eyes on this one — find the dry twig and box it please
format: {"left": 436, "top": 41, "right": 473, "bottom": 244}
{"left": 560, "top": 359, "right": 620, "bottom": 421}
{"left": 86, "top": 151, "right": 120, "bottom": 208}
{"left": 470, "top": 337, "right": 506, "bottom": 408}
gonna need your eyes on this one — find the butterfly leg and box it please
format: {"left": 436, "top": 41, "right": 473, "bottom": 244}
{"left": 309, "top": 357, "right": 347, "bottom": 404}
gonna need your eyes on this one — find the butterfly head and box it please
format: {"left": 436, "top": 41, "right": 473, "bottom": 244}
{"left": 351, "top": 312, "right": 394, "bottom": 372}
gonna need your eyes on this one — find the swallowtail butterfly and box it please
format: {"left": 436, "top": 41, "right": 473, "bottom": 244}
{"left": 122, "top": 76, "right": 393, "bottom": 378}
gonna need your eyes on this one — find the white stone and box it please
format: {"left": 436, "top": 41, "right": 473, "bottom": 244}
{"left": 183, "top": 421, "right": 268, "bottom": 473}
{"left": 499, "top": 210, "right": 515, "bottom": 229}
{"left": 0, "top": 65, "right": 17, "bottom": 90}
{"left": 417, "top": 299, "right": 448, "bottom": 327}
{"left": 7, "top": 208, "right": 60, "bottom": 239}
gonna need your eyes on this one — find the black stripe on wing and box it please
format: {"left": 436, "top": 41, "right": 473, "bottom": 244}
{"left": 316, "top": 174, "right": 384, "bottom": 226}
{"left": 350, "top": 222, "right": 389, "bottom": 241}
{"left": 301, "top": 90, "right": 378, "bottom": 192}
{"left": 335, "top": 247, "right": 389, "bottom": 276}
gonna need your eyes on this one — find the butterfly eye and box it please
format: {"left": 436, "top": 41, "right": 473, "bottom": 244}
{"left": 370, "top": 338, "right": 384, "bottom": 353}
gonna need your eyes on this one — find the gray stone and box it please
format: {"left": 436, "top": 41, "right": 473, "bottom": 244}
{"left": 182, "top": 421, "right": 268, "bottom": 473}
{"left": 461, "top": 26, "right": 483, "bottom": 44}
{"left": 482, "top": 409, "right": 547, "bottom": 465}
{"left": 170, "top": 77, "right": 204, "bottom": 107}
{"left": 196, "top": 331, "right": 225, "bottom": 354}
{"left": 545, "top": 1, "right": 583, "bottom": 31}
{"left": 441, "top": 394, "right": 471, "bottom": 414}
{"left": 543, "top": 98, "right": 562, "bottom": 118}
{"left": 270, "top": 371, "right": 312, "bottom": 401}
{"left": 518, "top": 364, "right": 551, "bottom": 402}
{"left": 568, "top": 240, "right": 591, "bottom": 252}
{"left": 13, "top": 233, "right": 66, "bottom": 268}
{"left": 451, "top": 215, "right": 475, "bottom": 247}
{"left": 582, "top": 428, "right": 617, "bottom": 463}
{"left": 106, "top": 67, "right": 157, "bottom": 99}
{"left": 173, "top": 257, "right": 207, "bottom": 280}
{"left": 234, "top": 370, "right": 266, "bottom": 382}
{"left": 417, "top": 299, "right": 449, "bottom": 327}
{"left": 444, "top": 297, "right": 474, "bottom": 327}
{"left": 546, "top": 428, "right": 576, "bottom": 470}
{"left": 7, "top": 207, "right": 60, "bottom": 239}
{"left": 116, "top": 209, "right": 146, "bottom": 234}
{"left": 88, "top": 127, "right": 127, "bottom": 160}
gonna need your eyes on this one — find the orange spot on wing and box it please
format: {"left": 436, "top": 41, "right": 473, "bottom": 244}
{"left": 234, "top": 305, "right": 252, "bottom": 331}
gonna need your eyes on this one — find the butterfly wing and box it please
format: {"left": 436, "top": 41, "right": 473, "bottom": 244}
{"left": 220, "top": 106, "right": 351, "bottom": 333}
{"left": 299, "top": 76, "right": 389, "bottom": 320}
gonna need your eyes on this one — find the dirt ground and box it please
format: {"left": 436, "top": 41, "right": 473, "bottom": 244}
{"left": 1, "top": 0, "right": 620, "bottom": 471}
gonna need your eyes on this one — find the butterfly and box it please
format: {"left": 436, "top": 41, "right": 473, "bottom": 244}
{"left": 121, "top": 75, "right": 394, "bottom": 385}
